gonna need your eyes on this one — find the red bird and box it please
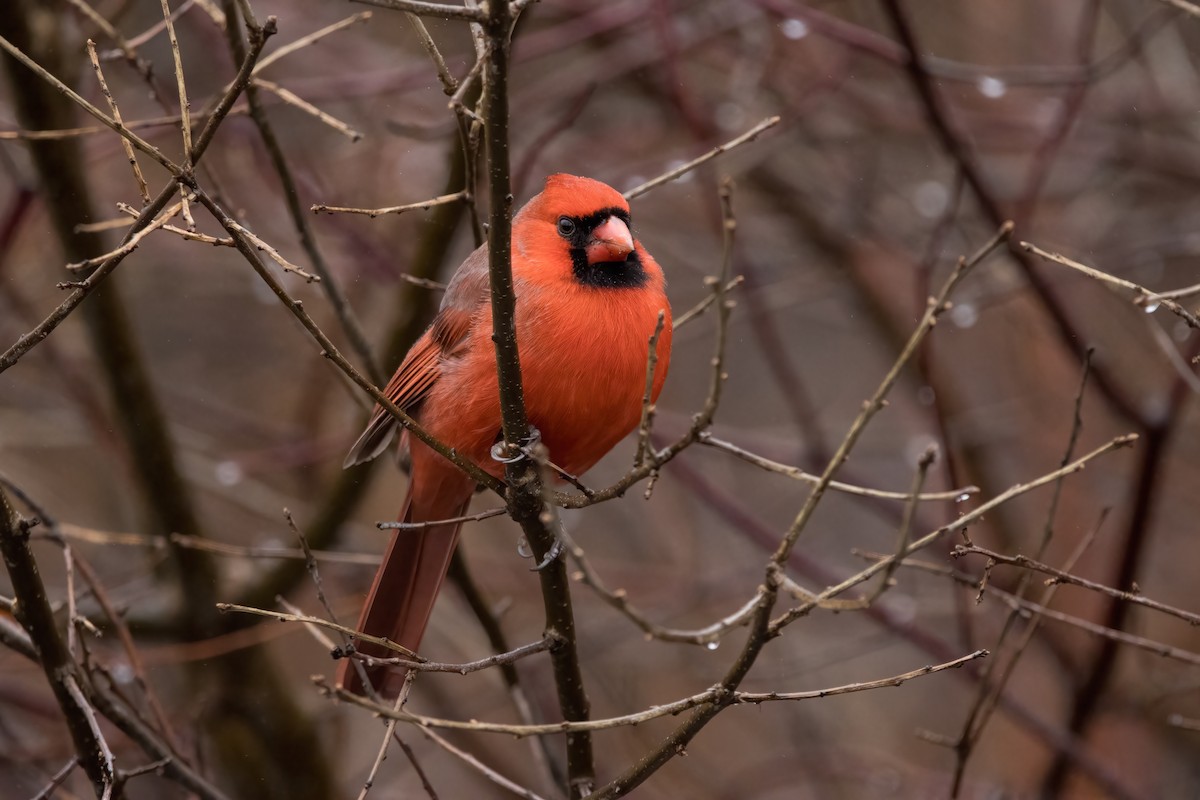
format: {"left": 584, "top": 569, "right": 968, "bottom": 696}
{"left": 339, "top": 175, "right": 672, "bottom": 696}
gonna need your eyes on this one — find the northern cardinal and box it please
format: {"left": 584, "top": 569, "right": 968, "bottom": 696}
{"left": 339, "top": 175, "right": 672, "bottom": 696}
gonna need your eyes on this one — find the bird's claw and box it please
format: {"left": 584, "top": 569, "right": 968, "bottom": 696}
{"left": 532, "top": 534, "right": 564, "bottom": 571}
{"left": 490, "top": 426, "right": 543, "bottom": 464}
{"left": 515, "top": 529, "right": 564, "bottom": 571}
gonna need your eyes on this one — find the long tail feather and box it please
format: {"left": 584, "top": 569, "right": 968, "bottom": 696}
{"left": 337, "top": 488, "right": 469, "bottom": 698}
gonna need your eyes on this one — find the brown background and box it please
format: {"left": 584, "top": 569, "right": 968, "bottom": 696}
{"left": 2, "top": 1, "right": 1199, "bottom": 797}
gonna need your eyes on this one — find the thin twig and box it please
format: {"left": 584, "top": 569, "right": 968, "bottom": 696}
{"left": 159, "top": 0, "right": 193, "bottom": 163}
{"left": 864, "top": 445, "right": 936, "bottom": 604}
{"left": 224, "top": 215, "right": 321, "bottom": 282}
{"left": 561, "top": 526, "right": 760, "bottom": 646}
{"left": 252, "top": 11, "right": 374, "bottom": 75}
{"left": 1021, "top": 241, "right": 1200, "bottom": 328}
{"left": 358, "top": 674, "right": 439, "bottom": 800}
{"left": 65, "top": 0, "right": 156, "bottom": 87}
{"left": 251, "top": 78, "right": 363, "bottom": 141}
{"left": 1158, "top": 0, "right": 1200, "bottom": 18}
{"left": 403, "top": 12, "right": 458, "bottom": 95}
{"left": 285, "top": 509, "right": 343, "bottom": 627}
{"left": 312, "top": 191, "right": 468, "bottom": 217}
{"left": 85, "top": 40, "right": 149, "bottom": 203}
{"left": 0, "top": 109, "right": 248, "bottom": 141}
{"left": 350, "top": 0, "right": 487, "bottom": 21}
{"left": 0, "top": 34, "right": 176, "bottom": 172}
{"left": 318, "top": 649, "right": 988, "bottom": 736}
{"left": 947, "top": 349, "right": 1096, "bottom": 795}
{"left": 124, "top": 0, "right": 201, "bottom": 48}
{"left": 949, "top": 508, "right": 1108, "bottom": 796}
{"left": 771, "top": 223, "right": 1014, "bottom": 568}
{"left": 215, "top": 603, "right": 418, "bottom": 657}
{"left": 30, "top": 758, "right": 79, "bottom": 800}
{"left": 671, "top": 276, "right": 743, "bottom": 329}
{"left": 0, "top": 19, "right": 277, "bottom": 375}
{"left": 895, "top": 558, "right": 1200, "bottom": 666}
{"left": 351, "top": 636, "right": 554, "bottom": 674}
{"left": 417, "top": 726, "right": 549, "bottom": 800}
{"left": 53, "top": 525, "right": 381, "bottom": 565}
{"left": 770, "top": 433, "right": 1138, "bottom": 632}
{"left": 220, "top": 2, "right": 383, "bottom": 385}
{"left": 188, "top": 186, "right": 504, "bottom": 494}
{"left": 378, "top": 506, "right": 505, "bottom": 530}
{"left": 699, "top": 433, "right": 978, "bottom": 501}
{"left": 623, "top": 116, "right": 781, "bottom": 200}
{"left": 1168, "top": 714, "right": 1200, "bottom": 732}
{"left": 953, "top": 542, "right": 1199, "bottom": 626}
{"left": 116, "top": 201, "right": 231, "bottom": 245}
{"left": 64, "top": 202, "right": 181, "bottom": 271}
{"left": 634, "top": 310, "right": 667, "bottom": 467}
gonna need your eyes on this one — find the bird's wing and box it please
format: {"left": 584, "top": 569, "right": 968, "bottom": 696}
{"left": 343, "top": 245, "right": 489, "bottom": 468}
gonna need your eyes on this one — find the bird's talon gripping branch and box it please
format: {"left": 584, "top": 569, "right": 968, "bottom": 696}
{"left": 490, "top": 440, "right": 526, "bottom": 464}
{"left": 532, "top": 534, "right": 565, "bottom": 572}
{"left": 517, "top": 512, "right": 564, "bottom": 570}
{"left": 490, "top": 425, "right": 543, "bottom": 464}
{"left": 518, "top": 425, "right": 542, "bottom": 451}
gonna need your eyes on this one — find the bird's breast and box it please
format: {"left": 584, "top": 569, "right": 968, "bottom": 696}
{"left": 516, "top": 282, "right": 671, "bottom": 476}
{"left": 417, "top": 279, "right": 671, "bottom": 482}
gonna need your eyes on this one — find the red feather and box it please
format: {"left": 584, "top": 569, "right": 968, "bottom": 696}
{"left": 339, "top": 175, "right": 671, "bottom": 696}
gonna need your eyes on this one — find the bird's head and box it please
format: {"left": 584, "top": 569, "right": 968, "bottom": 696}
{"left": 516, "top": 174, "right": 648, "bottom": 289}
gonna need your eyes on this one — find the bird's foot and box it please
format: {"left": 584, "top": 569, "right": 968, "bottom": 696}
{"left": 515, "top": 529, "right": 564, "bottom": 571}
{"left": 490, "top": 426, "right": 542, "bottom": 464}
{"left": 532, "top": 534, "right": 564, "bottom": 571}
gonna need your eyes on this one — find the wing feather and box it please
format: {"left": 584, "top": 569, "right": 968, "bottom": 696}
{"left": 343, "top": 246, "right": 488, "bottom": 468}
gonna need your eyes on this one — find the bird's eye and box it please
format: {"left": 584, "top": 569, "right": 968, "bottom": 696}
{"left": 556, "top": 217, "right": 576, "bottom": 237}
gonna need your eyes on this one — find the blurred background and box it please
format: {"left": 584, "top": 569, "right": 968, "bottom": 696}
{"left": 2, "top": 0, "right": 1200, "bottom": 797}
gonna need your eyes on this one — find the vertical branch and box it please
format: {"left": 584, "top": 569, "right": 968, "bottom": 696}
{"left": 482, "top": 0, "right": 527, "bottom": 448}
{"left": 480, "top": 1, "right": 595, "bottom": 794}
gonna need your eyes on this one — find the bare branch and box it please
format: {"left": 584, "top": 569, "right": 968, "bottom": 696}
{"left": 216, "top": 602, "right": 419, "bottom": 657}
{"left": 159, "top": 0, "right": 193, "bottom": 163}
{"left": 350, "top": 0, "right": 486, "bottom": 22}
{"left": 312, "top": 191, "right": 469, "bottom": 217}
{"left": 623, "top": 116, "right": 781, "bottom": 200}
{"left": 953, "top": 542, "right": 1200, "bottom": 626}
{"left": 771, "top": 223, "right": 1014, "bottom": 568}
{"left": 251, "top": 77, "right": 363, "bottom": 141}
{"left": 252, "top": 11, "right": 374, "bottom": 75}
{"left": 318, "top": 649, "right": 988, "bottom": 736}
{"left": 1021, "top": 241, "right": 1200, "bottom": 328}
{"left": 0, "top": 488, "right": 114, "bottom": 794}
{"left": 771, "top": 433, "right": 1138, "bottom": 632}
{"left": 85, "top": 39, "right": 149, "bottom": 203}
{"left": 699, "top": 433, "right": 978, "bottom": 502}
{"left": 634, "top": 310, "right": 667, "bottom": 467}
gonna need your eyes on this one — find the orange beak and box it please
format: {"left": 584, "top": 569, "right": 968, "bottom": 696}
{"left": 585, "top": 216, "right": 634, "bottom": 264}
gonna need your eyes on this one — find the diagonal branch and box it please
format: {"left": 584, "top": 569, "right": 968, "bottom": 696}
{"left": 0, "top": 488, "right": 113, "bottom": 796}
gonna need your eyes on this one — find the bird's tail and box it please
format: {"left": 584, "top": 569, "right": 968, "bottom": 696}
{"left": 337, "top": 483, "right": 469, "bottom": 698}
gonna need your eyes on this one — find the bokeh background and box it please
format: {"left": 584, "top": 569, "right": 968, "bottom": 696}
{"left": 2, "top": 0, "right": 1200, "bottom": 797}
